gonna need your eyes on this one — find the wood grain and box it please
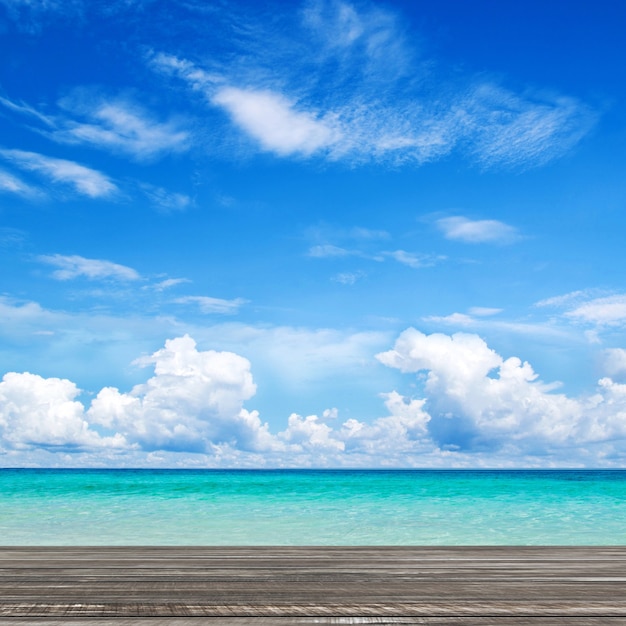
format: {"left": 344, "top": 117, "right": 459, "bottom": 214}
{"left": 1, "top": 546, "right": 626, "bottom": 624}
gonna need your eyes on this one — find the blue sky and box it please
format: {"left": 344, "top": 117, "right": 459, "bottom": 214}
{"left": 1, "top": 0, "right": 626, "bottom": 467}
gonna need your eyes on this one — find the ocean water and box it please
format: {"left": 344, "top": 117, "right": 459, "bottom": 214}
{"left": 1, "top": 469, "right": 625, "bottom": 545}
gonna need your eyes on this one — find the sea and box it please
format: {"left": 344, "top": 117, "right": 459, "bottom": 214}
{"left": 1, "top": 469, "right": 625, "bottom": 545}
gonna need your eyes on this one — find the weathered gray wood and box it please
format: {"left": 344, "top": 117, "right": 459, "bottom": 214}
{"left": 2, "top": 547, "right": 626, "bottom": 624}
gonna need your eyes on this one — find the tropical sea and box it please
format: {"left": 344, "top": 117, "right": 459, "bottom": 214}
{"left": 1, "top": 469, "right": 625, "bottom": 545}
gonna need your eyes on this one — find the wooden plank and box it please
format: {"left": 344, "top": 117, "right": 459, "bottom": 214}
{"left": 1, "top": 547, "right": 626, "bottom": 624}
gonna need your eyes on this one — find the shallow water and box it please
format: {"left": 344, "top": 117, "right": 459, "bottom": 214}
{"left": 1, "top": 469, "right": 625, "bottom": 545}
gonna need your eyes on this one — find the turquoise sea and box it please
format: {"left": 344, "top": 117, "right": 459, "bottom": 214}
{"left": 1, "top": 469, "right": 625, "bottom": 545}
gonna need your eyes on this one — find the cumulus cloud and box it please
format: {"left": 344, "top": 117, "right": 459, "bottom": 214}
{"left": 603, "top": 349, "right": 626, "bottom": 380}
{"left": 0, "top": 371, "right": 123, "bottom": 451}
{"left": 436, "top": 216, "right": 518, "bottom": 243}
{"left": 376, "top": 328, "right": 626, "bottom": 455}
{"left": 340, "top": 391, "right": 432, "bottom": 457}
{"left": 0, "top": 149, "right": 117, "bottom": 198}
{"left": 88, "top": 335, "right": 273, "bottom": 452}
{"left": 38, "top": 254, "right": 141, "bottom": 281}
{"left": 4, "top": 330, "right": 626, "bottom": 466}
{"left": 280, "top": 413, "right": 345, "bottom": 452}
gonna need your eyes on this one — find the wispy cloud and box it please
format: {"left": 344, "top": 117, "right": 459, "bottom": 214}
{"left": 384, "top": 250, "right": 443, "bottom": 269}
{"left": 463, "top": 85, "right": 594, "bottom": 168}
{"left": 424, "top": 312, "right": 475, "bottom": 327}
{"left": 349, "top": 227, "right": 390, "bottom": 240}
{"left": 308, "top": 232, "right": 441, "bottom": 269}
{"left": 0, "top": 168, "right": 40, "bottom": 197}
{"left": 535, "top": 290, "right": 626, "bottom": 330}
{"left": 535, "top": 290, "right": 593, "bottom": 309}
{"left": 469, "top": 307, "right": 502, "bottom": 317}
{"left": 151, "top": 1, "right": 595, "bottom": 169}
{"left": 141, "top": 184, "right": 192, "bottom": 212}
{"left": 332, "top": 271, "right": 365, "bottom": 285}
{"left": 436, "top": 216, "right": 518, "bottom": 243}
{"left": 0, "top": 0, "right": 86, "bottom": 32}
{"left": 308, "top": 244, "right": 352, "bottom": 258}
{"left": 0, "top": 95, "right": 55, "bottom": 127}
{"left": 38, "top": 254, "right": 141, "bottom": 281}
{"left": 0, "top": 149, "right": 117, "bottom": 198}
{"left": 154, "top": 278, "right": 191, "bottom": 291}
{"left": 1, "top": 92, "right": 189, "bottom": 162}
{"left": 565, "top": 295, "right": 626, "bottom": 327}
{"left": 174, "top": 295, "right": 247, "bottom": 315}
{"left": 51, "top": 95, "right": 190, "bottom": 161}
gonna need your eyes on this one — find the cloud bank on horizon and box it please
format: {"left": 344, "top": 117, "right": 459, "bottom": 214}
{"left": 2, "top": 330, "right": 626, "bottom": 467}
{"left": 1, "top": 0, "right": 625, "bottom": 467}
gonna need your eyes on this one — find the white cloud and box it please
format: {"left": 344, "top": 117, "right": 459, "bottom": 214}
{"left": 141, "top": 184, "right": 192, "bottom": 212}
{"left": 0, "top": 95, "right": 55, "bottom": 126}
{"left": 0, "top": 0, "right": 84, "bottom": 32}
{"left": 424, "top": 308, "right": 502, "bottom": 327}
{"left": 88, "top": 335, "right": 274, "bottom": 452}
{"left": 149, "top": 51, "right": 222, "bottom": 92}
{"left": 332, "top": 271, "right": 365, "bottom": 285}
{"left": 0, "top": 371, "right": 124, "bottom": 451}
{"left": 385, "top": 250, "right": 442, "bottom": 268}
{"left": 535, "top": 290, "right": 591, "bottom": 309}
{"left": 349, "top": 227, "right": 390, "bottom": 240}
{"left": 213, "top": 87, "right": 341, "bottom": 157}
{"left": 279, "top": 413, "right": 345, "bottom": 451}
{"left": 603, "top": 349, "right": 626, "bottom": 379}
{"left": 194, "top": 324, "right": 392, "bottom": 393}
{"left": 154, "top": 277, "right": 191, "bottom": 291}
{"left": 38, "top": 254, "right": 140, "bottom": 281}
{"left": 565, "top": 295, "right": 626, "bottom": 327}
{"left": 153, "top": 0, "right": 594, "bottom": 169}
{"left": 469, "top": 307, "right": 502, "bottom": 317}
{"left": 308, "top": 244, "right": 352, "bottom": 257}
{"left": 0, "top": 149, "right": 117, "bottom": 197}
{"left": 463, "top": 84, "right": 594, "bottom": 168}
{"left": 376, "top": 328, "right": 626, "bottom": 455}
{"left": 52, "top": 97, "right": 189, "bottom": 161}
{"left": 0, "top": 168, "right": 39, "bottom": 197}
{"left": 424, "top": 312, "right": 475, "bottom": 327}
{"left": 4, "top": 330, "right": 626, "bottom": 465}
{"left": 340, "top": 391, "right": 432, "bottom": 457}
{"left": 436, "top": 216, "right": 517, "bottom": 243}
{"left": 174, "top": 295, "right": 246, "bottom": 315}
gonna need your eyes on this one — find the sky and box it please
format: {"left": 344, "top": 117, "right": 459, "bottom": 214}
{"left": 1, "top": 0, "right": 626, "bottom": 468}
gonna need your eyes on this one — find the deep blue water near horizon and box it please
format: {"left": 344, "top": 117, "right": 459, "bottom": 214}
{"left": 1, "top": 469, "right": 626, "bottom": 545}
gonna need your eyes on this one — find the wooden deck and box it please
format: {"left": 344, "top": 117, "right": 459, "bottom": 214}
{"left": 1, "top": 546, "right": 626, "bottom": 625}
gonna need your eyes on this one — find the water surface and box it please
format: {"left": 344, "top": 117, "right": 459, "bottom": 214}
{"left": 1, "top": 469, "right": 625, "bottom": 545}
